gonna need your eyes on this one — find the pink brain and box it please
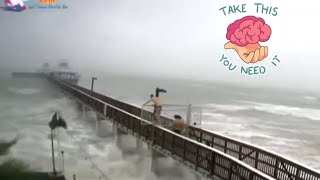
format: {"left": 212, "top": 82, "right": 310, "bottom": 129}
{"left": 226, "top": 16, "right": 272, "bottom": 47}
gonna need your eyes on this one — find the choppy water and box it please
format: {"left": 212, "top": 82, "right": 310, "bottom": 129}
{"left": 0, "top": 72, "right": 320, "bottom": 180}
{"left": 0, "top": 76, "right": 202, "bottom": 180}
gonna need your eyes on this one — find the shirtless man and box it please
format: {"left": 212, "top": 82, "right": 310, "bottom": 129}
{"left": 172, "top": 115, "right": 189, "bottom": 134}
{"left": 149, "top": 94, "right": 163, "bottom": 126}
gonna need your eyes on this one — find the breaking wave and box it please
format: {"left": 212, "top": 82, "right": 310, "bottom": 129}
{"left": 8, "top": 87, "right": 41, "bottom": 95}
{"left": 250, "top": 102, "right": 320, "bottom": 121}
{"left": 303, "top": 96, "right": 318, "bottom": 102}
{"left": 207, "top": 102, "right": 320, "bottom": 121}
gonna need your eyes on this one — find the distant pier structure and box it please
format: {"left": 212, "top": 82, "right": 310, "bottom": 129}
{"left": 12, "top": 62, "right": 80, "bottom": 85}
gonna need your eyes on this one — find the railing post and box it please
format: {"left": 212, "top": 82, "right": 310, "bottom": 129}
{"left": 172, "top": 134, "right": 175, "bottom": 154}
{"left": 183, "top": 140, "right": 186, "bottom": 161}
{"left": 274, "top": 159, "right": 279, "bottom": 178}
{"left": 295, "top": 168, "right": 300, "bottom": 180}
{"left": 211, "top": 152, "right": 215, "bottom": 176}
{"left": 211, "top": 135, "right": 214, "bottom": 148}
{"left": 228, "top": 163, "right": 234, "bottom": 180}
{"left": 137, "top": 118, "right": 141, "bottom": 139}
{"left": 126, "top": 114, "right": 130, "bottom": 129}
{"left": 249, "top": 171, "right": 253, "bottom": 180}
{"left": 195, "top": 145, "right": 200, "bottom": 170}
{"left": 119, "top": 113, "right": 122, "bottom": 127}
{"left": 151, "top": 125, "right": 155, "bottom": 145}
{"left": 161, "top": 130, "right": 165, "bottom": 149}
{"left": 224, "top": 140, "right": 228, "bottom": 153}
{"left": 239, "top": 146, "right": 242, "bottom": 160}
{"left": 255, "top": 151, "right": 259, "bottom": 168}
{"left": 82, "top": 105, "right": 85, "bottom": 121}
{"left": 104, "top": 104, "right": 107, "bottom": 116}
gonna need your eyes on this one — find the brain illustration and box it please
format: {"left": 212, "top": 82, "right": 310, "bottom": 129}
{"left": 226, "top": 16, "right": 272, "bottom": 47}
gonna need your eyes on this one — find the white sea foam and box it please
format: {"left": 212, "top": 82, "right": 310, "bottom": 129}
{"left": 202, "top": 112, "right": 226, "bottom": 117}
{"left": 251, "top": 102, "right": 320, "bottom": 121}
{"left": 206, "top": 102, "right": 320, "bottom": 121}
{"left": 207, "top": 103, "right": 249, "bottom": 111}
{"left": 8, "top": 87, "right": 40, "bottom": 95}
{"left": 226, "top": 131, "right": 274, "bottom": 139}
{"left": 303, "top": 96, "right": 318, "bottom": 102}
{"left": 87, "top": 144, "right": 110, "bottom": 157}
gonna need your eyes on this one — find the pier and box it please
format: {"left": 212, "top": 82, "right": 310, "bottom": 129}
{"left": 48, "top": 77, "right": 320, "bottom": 180}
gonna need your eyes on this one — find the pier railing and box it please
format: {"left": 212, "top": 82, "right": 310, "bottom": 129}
{"left": 51, "top": 78, "right": 320, "bottom": 180}
{"left": 52, "top": 78, "right": 273, "bottom": 180}
{"left": 186, "top": 127, "right": 320, "bottom": 180}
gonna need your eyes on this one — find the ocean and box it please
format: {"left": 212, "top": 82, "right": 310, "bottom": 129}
{"left": 0, "top": 72, "right": 319, "bottom": 180}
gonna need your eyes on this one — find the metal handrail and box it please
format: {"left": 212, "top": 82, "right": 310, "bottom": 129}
{"left": 190, "top": 125, "right": 320, "bottom": 173}
{"left": 51, "top": 78, "right": 275, "bottom": 180}
{"left": 50, "top": 78, "right": 320, "bottom": 180}
{"left": 142, "top": 105, "right": 320, "bottom": 179}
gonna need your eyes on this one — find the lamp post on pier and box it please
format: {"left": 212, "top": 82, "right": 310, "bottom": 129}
{"left": 48, "top": 112, "right": 67, "bottom": 180}
{"left": 91, "top": 77, "right": 98, "bottom": 93}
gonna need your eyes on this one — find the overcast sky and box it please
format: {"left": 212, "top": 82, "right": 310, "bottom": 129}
{"left": 0, "top": 0, "right": 319, "bottom": 90}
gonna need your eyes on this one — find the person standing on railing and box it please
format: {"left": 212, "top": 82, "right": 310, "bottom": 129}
{"left": 147, "top": 94, "right": 163, "bottom": 126}
{"left": 172, "top": 115, "right": 189, "bottom": 135}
